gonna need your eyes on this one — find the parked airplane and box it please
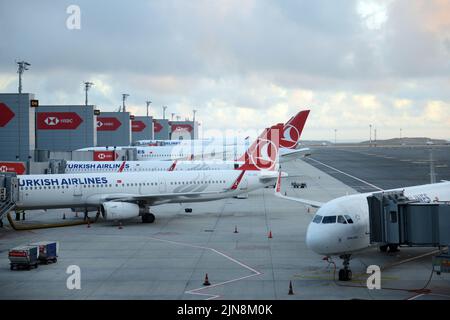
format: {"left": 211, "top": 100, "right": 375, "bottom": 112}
{"left": 65, "top": 114, "right": 310, "bottom": 174}
{"left": 77, "top": 110, "right": 310, "bottom": 161}
{"left": 274, "top": 173, "right": 450, "bottom": 281}
{"left": 14, "top": 125, "right": 284, "bottom": 225}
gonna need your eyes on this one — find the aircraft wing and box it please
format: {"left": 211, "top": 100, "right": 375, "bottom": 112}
{"left": 86, "top": 190, "right": 228, "bottom": 206}
{"left": 274, "top": 171, "right": 323, "bottom": 208}
{"left": 280, "top": 148, "right": 311, "bottom": 162}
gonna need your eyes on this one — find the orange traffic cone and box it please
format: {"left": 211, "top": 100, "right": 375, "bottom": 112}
{"left": 118, "top": 222, "right": 123, "bottom": 229}
{"left": 234, "top": 225, "right": 238, "bottom": 233}
{"left": 203, "top": 273, "right": 211, "bottom": 286}
{"left": 288, "top": 281, "right": 294, "bottom": 295}
{"left": 268, "top": 230, "right": 273, "bottom": 239}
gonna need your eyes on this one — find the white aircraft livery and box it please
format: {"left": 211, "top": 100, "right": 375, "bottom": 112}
{"left": 15, "top": 125, "right": 284, "bottom": 224}
{"left": 275, "top": 173, "right": 450, "bottom": 281}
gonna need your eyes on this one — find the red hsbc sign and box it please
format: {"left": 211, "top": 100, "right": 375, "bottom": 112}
{"left": 171, "top": 124, "right": 192, "bottom": 132}
{"left": 93, "top": 151, "right": 118, "bottom": 161}
{"left": 132, "top": 120, "right": 146, "bottom": 132}
{"left": 0, "top": 103, "right": 15, "bottom": 127}
{"left": 153, "top": 121, "right": 163, "bottom": 133}
{"left": 97, "top": 117, "right": 122, "bottom": 131}
{"left": 0, "top": 162, "right": 26, "bottom": 175}
{"left": 37, "top": 112, "right": 83, "bottom": 130}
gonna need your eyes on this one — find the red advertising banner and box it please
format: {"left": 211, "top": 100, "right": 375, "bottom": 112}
{"left": 132, "top": 120, "right": 146, "bottom": 132}
{"left": 0, "top": 162, "right": 26, "bottom": 174}
{"left": 37, "top": 112, "right": 83, "bottom": 130}
{"left": 97, "top": 117, "right": 122, "bottom": 131}
{"left": 153, "top": 121, "right": 163, "bottom": 133}
{"left": 93, "top": 151, "right": 118, "bottom": 161}
{"left": 171, "top": 124, "right": 192, "bottom": 132}
{"left": 0, "top": 103, "right": 15, "bottom": 127}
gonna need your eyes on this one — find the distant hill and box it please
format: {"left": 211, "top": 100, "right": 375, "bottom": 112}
{"left": 360, "top": 137, "right": 449, "bottom": 145}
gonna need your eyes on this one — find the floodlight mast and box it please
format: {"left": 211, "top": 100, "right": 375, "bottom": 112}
{"left": 17, "top": 60, "right": 31, "bottom": 94}
{"left": 84, "top": 82, "right": 94, "bottom": 106}
{"left": 146, "top": 100, "right": 152, "bottom": 117}
{"left": 122, "top": 93, "right": 130, "bottom": 112}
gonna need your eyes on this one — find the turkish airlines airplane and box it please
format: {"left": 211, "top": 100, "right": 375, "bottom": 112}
{"left": 65, "top": 115, "right": 310, "bottom": 174}
{"left": 274, "top": 173, "right": 450, "bottom": 281}
{"left": 77, "top": 110, "right": 310, "bottom": 161}
{"left": 15, "top": 126, "right": 284, "bottom": 225}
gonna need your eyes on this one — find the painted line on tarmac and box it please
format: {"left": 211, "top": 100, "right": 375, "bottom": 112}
{"left": 147, "top": 236, "right": 262, "bottom": 300}
{"left": 307, "top": 158, "right": 383, "bottom": 191}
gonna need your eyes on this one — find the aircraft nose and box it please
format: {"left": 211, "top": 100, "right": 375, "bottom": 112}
{"left": 306, "top": 223, "right": 325, "bottom": 254}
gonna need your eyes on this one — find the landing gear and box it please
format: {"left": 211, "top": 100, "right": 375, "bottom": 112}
{"left": 338, "top": 254, "right": 352, "bottom": 281}
{"left": 185, "top": 208, "right": 193, "bottom": 213}
{"left": 83, "top": 209, "right": 89, "bottom": 221}
{"left": 142, "top": 213, "right": 155, "bottom": 223}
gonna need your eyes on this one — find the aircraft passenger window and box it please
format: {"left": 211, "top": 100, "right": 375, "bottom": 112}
{"left": 338, "top": 215, "right": 347, "bottom": 224}
{"left": 322, "top": 216, "right": 336, "bottom": 224}
{"left": 312, "top": 215, "right": 322, "bottom": 224}
{"left": 344, "top": 215, "right": 353, "bottom": 224}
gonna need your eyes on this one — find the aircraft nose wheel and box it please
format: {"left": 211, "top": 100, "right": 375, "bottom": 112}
{"left": 338, "top": 254, "right": 352, "bottom": 281}
{"left": 142, "top": 213, "right": 155, "bottom": 223}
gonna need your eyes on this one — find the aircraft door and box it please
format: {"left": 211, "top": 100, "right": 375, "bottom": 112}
{"left": 158, "top": 178, "right": 166, "bottom": 193}
{"left": 73, "top": 184, "right": 82, "bottom": 197}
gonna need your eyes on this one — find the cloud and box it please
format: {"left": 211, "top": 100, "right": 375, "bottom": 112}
{"left": 0, "top": 0, "right": 449, "bottom": 140}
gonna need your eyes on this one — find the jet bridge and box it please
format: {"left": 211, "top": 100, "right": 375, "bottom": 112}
{"left": 368, "top": 190, "right": 450, "bottom": 247}
{"left": 0, "top": 173, "right": 19, "bottom": 226}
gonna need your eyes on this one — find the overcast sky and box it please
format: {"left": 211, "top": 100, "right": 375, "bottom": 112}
{"left": 1, "top": 0, "right": 449, "bottom": 141}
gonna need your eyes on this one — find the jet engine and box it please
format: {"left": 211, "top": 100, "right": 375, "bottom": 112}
{"left": 101, "top": 202, "right": 141, "bottom": 220}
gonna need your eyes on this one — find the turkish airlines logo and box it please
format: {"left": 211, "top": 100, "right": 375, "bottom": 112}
{"left": 249, "top": 138, "right": 278, "bottom": 170}
{"left": 44, "top": 117, "right": 60, "bottom": 126}
{"left": 281, "top": 124, "right": 300, "bottom": 149}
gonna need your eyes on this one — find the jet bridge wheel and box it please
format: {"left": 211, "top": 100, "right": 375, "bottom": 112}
{"left": 142, "top": 213, "right": 155, "bottom": 224}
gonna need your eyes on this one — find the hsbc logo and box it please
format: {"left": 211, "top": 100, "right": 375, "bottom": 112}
{"left": 37, "top": 112, "right": 82, "bottom": 130}
{"left": 44, "top": 117, "right": 60, "bottom": 126}
{"left": 98, "top": 153, "right": 106, "bottom": 160}
{"left": 0, "top": 166, "right": 7, "bottom": 173}
{"left": 97, "top": 121, "right": 103, "bottom": 128}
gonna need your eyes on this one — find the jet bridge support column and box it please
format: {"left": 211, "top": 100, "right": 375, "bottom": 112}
{"left": 0, "top": 173, "right": 19, "bottom": 227}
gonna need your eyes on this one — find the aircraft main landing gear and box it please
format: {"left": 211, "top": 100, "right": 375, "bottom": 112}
{"left": 142, "top": 213, "right": 155, "bottom": 223}
{"left": 338, "top": 254, "right": 352, "bottom": 281}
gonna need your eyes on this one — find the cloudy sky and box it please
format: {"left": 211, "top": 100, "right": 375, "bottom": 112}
{"left": 1, "top": 0, "right": 449, "bottom": 141}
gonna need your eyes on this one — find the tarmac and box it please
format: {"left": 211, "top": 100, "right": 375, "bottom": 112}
{"left": 0, "top": 145, "right": 449, "bottom": 300}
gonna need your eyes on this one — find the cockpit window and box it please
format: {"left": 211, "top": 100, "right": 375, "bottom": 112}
{"left": 322, "top": 216, "right": 336, "bottom": 224}
{"left": 312, "top": 215, "right": 323, "bottom": 224}
{"left": 337, "top": 215, "right": 347, "bottom": 224}
{"left": 344, "top": 215, "right": 354, "bottom": 224}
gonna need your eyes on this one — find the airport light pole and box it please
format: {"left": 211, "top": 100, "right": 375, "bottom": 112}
{"left": 17, "top": 60, "right": 31, "bottom": 94}
{"left": 162, "top": 106, "right": 167, "bottom": 120}
{"left": 146, "top": 100, "right": 152, "bottom": 117}
{"left": 171, "top": 113, "right": 175, "bottom": 121}
{"left": 84, "top": 82, "right": 94, "bottom": 106}
{"left": 193, "top": 109, "right": 197, "bottom": 124}
{"left": 122, "top": 94, "right": 129, "bottom": 113}
{"left": 369, "top": 124, "right": 372, "bottom": 146}
{"left": 334, "top": 129, "right": 337, "bottom": 145}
